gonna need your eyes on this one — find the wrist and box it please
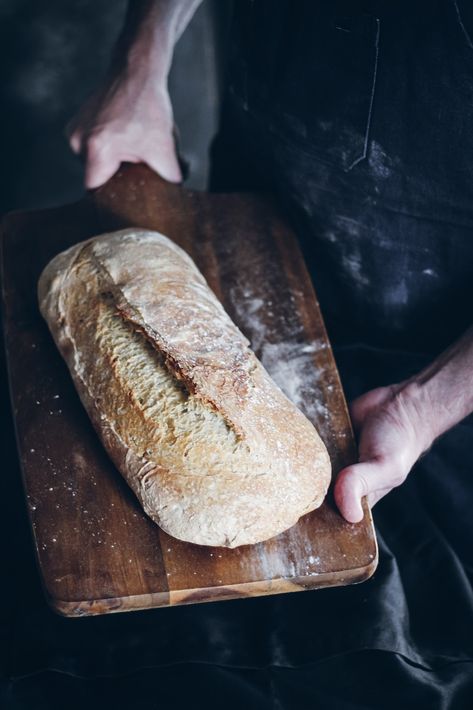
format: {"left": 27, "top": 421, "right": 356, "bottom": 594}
{"left": 126, "top": 25, "right": 174, "bottom": 82}
{"left": 110, "top": 29, "right": 172, "bottom": 87}
{"left": 398, "top": 326, "right": 473, "bottom": 446}
{"left": 394, "top": 381, "right": 437, "bottom": 456}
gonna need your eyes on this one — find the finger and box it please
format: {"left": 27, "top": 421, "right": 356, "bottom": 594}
{"left": 146, "top": 148, "right": 183, "bottom": 184}
{"left": 85, "top": 149, "right": 121, "bottom": 190}
{"left": 68, "top": 129, "right": 82, "bottom": 155}
{"left": 334, "top": 459, "right": 406, "bottom": 523}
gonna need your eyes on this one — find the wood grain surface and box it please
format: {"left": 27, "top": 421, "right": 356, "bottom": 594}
{"left": 1, "top": 164, "right": 378, "bottom": 617}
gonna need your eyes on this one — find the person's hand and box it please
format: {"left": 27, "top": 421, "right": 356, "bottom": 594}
{"left": 67, "top": 69, "right": 182, "bottom": 189}
{"left": 334, "top": 383, "right": 432, "bottom": 523}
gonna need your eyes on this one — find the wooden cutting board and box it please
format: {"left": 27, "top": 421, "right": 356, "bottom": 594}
{"left": 1, "top": 164, "right": 377, "bottom": 617}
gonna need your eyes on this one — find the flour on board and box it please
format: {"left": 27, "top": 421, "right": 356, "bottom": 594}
{"left": 228, "top": 285, "right": 331, "bottom": 430}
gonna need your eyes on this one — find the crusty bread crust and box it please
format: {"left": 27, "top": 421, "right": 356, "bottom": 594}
{"left": 38, "top": 229, "right": 331, "bottom": 547}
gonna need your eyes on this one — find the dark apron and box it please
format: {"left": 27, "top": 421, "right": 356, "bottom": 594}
{"left": 3, "top": 1, "right": 473, "bottom": 707}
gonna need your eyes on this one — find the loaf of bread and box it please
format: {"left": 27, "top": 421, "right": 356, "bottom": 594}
{"left": 38, "top": 228, "right": 330, "bottom": 547}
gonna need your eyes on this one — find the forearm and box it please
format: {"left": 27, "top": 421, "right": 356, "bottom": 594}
{"left": 396, "top": 325, "right": 473, "bottom": 450}
{"left": 113, "top": 0, "right": 204, "bottom": 80}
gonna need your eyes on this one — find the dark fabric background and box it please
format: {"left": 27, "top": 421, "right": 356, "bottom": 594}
{"left": 2, "top": 1, "right": 473, "bottom": 708}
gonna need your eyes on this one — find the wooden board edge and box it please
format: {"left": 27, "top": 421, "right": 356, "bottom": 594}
{"left": 47, "top": 590, "right": 171, "bottom": 618}
{"left": 47, "top": 553, "right": 379, "bottom": 618}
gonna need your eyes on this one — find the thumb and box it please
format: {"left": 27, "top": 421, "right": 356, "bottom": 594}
{"left": 334, "top": 460, "right": 387, "bottom": 523}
